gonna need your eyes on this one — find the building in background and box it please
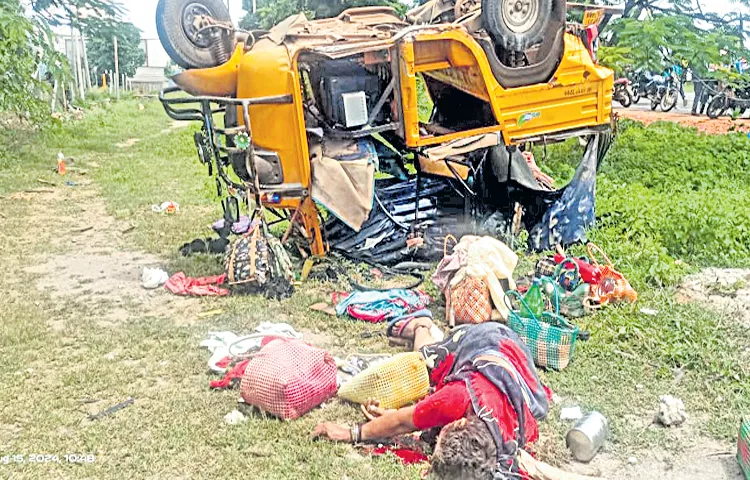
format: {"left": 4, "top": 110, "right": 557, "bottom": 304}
{"left": 130, "top": 38, "right": 170, "bottom": 92}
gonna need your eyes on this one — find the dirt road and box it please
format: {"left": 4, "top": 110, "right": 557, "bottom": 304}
{"left": 616, "top": 108, "right": 750, "bottom": 135}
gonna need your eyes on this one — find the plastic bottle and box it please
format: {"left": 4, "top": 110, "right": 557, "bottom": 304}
{"left": 57, "top": 152, "right": 66, "bottom": 176}
{"left": 522, "top": 279, "right": 544, "bottom": 318}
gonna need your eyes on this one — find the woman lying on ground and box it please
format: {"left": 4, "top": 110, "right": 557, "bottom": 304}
{"left": 312, "top": 318, "right": 553, "bottom": 480}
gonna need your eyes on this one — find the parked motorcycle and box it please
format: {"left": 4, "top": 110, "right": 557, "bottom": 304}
{"left": 613, "top": 78, "right": 633, "bottom": 108}
{"left": 706, "top": 82, "right": 750, "bottom": 119}
{"left": 633, "top": 70, "right": 679, "bottom": 112}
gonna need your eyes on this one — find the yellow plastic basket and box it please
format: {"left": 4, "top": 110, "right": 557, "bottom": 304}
{"left": 337, "top": 352, "right": 430, "bottom": 410}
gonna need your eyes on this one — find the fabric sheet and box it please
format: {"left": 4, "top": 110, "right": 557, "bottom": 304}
{"left": 311, "top": 139, "right": 377, "bottom": 232}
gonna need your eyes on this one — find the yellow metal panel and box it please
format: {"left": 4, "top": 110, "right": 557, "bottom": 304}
{"left": 400, "top": 29, "right": 613, "bottom": 147}
{"left": 171, "top": 43, "right": 244, "bottom": 96}
{"left": 236, "top": 40, "right": 311, "bottom": 189}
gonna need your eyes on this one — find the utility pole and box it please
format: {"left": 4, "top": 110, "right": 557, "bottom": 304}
{"left": 113, "top": 36, "right": 120, "bottom": 100}
{"left": 81, "top": 34, "right": 92, "bottom": 90}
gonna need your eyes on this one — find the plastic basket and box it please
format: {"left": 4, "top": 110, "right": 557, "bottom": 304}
{"left": 739, "top": 418, "right": 750, "bottom": 480}
{"left": 506, "top": 288, "right": 579, "bottom": 371}
{"left": 337, "top": 352, "right": 429, "bottom": 410}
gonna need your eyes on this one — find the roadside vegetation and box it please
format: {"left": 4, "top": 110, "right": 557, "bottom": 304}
{"left": 0, "top": 100, "right": 748, "bottom": 478}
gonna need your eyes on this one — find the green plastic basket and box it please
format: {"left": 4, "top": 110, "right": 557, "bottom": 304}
{"left": 739, "top": 418, "right": 750, "bottom": 480}
{"left": 505, "top": 286, "right": 579, "bottom": 371}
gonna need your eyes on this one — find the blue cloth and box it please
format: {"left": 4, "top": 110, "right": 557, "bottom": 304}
{"left": 529, "top": 135, "right": 602, "bottom": 250}
{"left": 335, "top": 289, "right": 430, "bottom": 321}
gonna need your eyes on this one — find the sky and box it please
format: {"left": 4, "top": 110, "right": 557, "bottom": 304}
{"left": 122, "top": 0, "right": 748, "bottom": 39}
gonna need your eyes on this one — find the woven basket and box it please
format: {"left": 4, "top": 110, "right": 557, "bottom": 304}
{"left": 739, "top": 418, "right": 750, "bottom": 480}
{"left": 337, "top": 352, "right": 429, "bottom": 410}
{"left": 448, "top": 276, "right": 492, "bottom": 326}
{"left": 506, "top": 289, "right": 579, "bottom": 371}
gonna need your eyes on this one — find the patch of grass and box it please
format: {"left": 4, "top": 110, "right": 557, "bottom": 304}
{"left": 536, "top": 120, "right": 750, "bottom": 287}
{"left": 0, "top": 100, "right": 748, "bottom": 480}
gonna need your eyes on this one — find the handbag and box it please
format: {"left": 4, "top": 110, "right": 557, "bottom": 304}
{"left": 447, "top": 276, "right": 493, "bottom": 326}
{"left": 506, "top": 289, "right": 579, "bottom": 371}
{"left": 240, "top": 338, "right": 338, "bottom": 420}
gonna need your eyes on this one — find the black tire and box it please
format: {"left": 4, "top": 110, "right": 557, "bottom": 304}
{"left": 615, "top": 89, "right": 632, "bottom": 108}
{"left": 632, "top": 87, "right": 641, "bottom": 104}
{"left": 706, "top": 95, "right": 727, "bottom": 119}
{"left": 156, "top": 0, "right": 231, "bottom": 69}
{"left": 661, "top": 88, "right": 678, "bottom": 112}
{"left": 650, "top": 99, "right": 659, "bottom": 111}
{"left": 481, "top": 0, "right": 558, "bottom": 51}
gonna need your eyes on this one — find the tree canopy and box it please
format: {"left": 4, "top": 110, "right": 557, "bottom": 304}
{"left": 239, "top": 0, "right": 405, "bottom": 30}
{"left": 86, "top": 21, "right": 146, "bottom": 79}
{"left": 592, "top": 1, "right": 749, "bottom": 81}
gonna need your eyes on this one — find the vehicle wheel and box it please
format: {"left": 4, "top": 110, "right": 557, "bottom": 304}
{"left": 650, "top": 99, "right": 659, "bottom": 111}
{"left": 706, "top": 96, "right": 727, "bottom": 119}
{"left": 632, "top": 88, "right": 641, "bottom": 104}
{"left": 661, "top": 88, "right": 678, "bottom": 112}
{"left": 156, "top": 0, "right": 232, "bottom": 69}
{"left": 481, "top": 0, "right": 558, "bottom": 51}
{"left": 617, "top": 90, "right": 632, "bottom": 108}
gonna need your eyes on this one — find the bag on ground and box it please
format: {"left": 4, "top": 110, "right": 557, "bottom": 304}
{"left": 240, "top": 338, "right": 337, "bottom": 419}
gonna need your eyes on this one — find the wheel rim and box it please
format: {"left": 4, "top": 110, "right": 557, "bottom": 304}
{"left": 502, "top": 0, "right": 540, "bottom": 34}
{"left": 182, "top": 2, "right": 213, "bottom": 48}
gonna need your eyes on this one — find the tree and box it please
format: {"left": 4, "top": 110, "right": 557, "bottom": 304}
{"left": 589, "top": 0, "right": 750, "bottom": 42}
{"left": 0, "top": 0, "right": 71, "bottom": 118}
{"left": 240, "top": 0, "right": 406, "bottom": 30}
{"left": 85, "top": 21, "right": 146, "bottom": 79}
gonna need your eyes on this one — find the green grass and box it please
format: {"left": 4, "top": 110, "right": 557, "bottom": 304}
{"left": 0, "top": 100, "right": 748, "bottom": 478}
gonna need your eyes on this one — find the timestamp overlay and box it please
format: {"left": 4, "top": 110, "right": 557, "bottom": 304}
{"left": 1, "top": 453, "right": 96, "bottom": 465}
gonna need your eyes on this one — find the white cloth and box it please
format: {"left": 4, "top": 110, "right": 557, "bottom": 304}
{"left": 200, "top": 323, "right": 302, "bottom": 373}
{"left": 141, "top": 267, "right": 169, "bottom": 289}
{"left": 435, "top": 235, "right": 518, "bottom": 320}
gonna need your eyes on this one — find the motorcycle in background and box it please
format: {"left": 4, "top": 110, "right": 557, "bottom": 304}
{"left": 632, "top": 69, "right": 679, "bottom": 112}
{"left": 613, "top": 78, "right": 633, "bottom": 107}
{"left": 706, "top": 82, "right": 750, "bottom": 119}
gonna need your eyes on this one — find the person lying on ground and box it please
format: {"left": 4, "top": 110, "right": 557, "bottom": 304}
{"left": 312, "top": 319, "right": 552, "bottom": 480}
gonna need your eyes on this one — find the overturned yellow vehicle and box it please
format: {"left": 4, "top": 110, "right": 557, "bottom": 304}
{"left": 157, "top": 0, "right": 615, "bottom": 262}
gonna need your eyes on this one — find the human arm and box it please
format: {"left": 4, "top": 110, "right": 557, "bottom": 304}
{"left": 311, "top": 406, "right": 417, "bottom": 443}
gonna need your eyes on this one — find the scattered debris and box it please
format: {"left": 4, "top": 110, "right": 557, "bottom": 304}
{"left": 104, "top": 351, "right": 118, "bottom": 361}
{"left": 561, "top": 406, "right": 584, "bottom": 422}
{"left": 74, "top": 225, "right": 94, "bottom": 233}
{"left": 655, "top": 395, "right": 687, "bottom": 427}
{"left": 57, "top": 152, "right": 67, "bottom": 175}
{"left": 567, "top": 411, "right": 609, "bottom": 462}
{"left": 223, "top": 409, "right": 247, "bottom": 425}
{"left": 640, "top": 308, "right": 658, "bottom": 316}
{"left": 141, "top": 267, "right": 169, "bottom": 290}
{"left": 121, "top": 224, "right": 136, "bottom": 234}
{"left": 151, "top": 201, "right": 180, "bottom": 214}
{"left": 627, "top": 456, "right": 638, "bottom": 465}
{"left": 37, "top": 178, "right": 56, "bottom": 186}
{"left": 88, "top": 397, "right": 134, "bottom": 421}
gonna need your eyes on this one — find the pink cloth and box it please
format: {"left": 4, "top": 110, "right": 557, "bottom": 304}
{"left": 164, "top": 272, "right": 229, "bottom": 297}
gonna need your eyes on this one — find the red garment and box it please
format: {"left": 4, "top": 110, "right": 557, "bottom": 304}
{"left": 413, "top": 381, "right": 470, "bottom": 431}
{"left": 165, "top": 272, "right": 229, "bottom": 297}
{"left": 553, "top": 254, "right": 601, "bottom": 285}
{"left": 412, "top": 374, "right": 540, "bottom": 446}
{"left": 210, "top": 359, "right": 249, "bottom": 389}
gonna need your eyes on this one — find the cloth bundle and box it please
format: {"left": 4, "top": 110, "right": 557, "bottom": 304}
{"left": 432, "top": 236, "right": 518, "bottom": 324}
{"left": 334, "top": 289, "right": 431, "bottom": 323}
